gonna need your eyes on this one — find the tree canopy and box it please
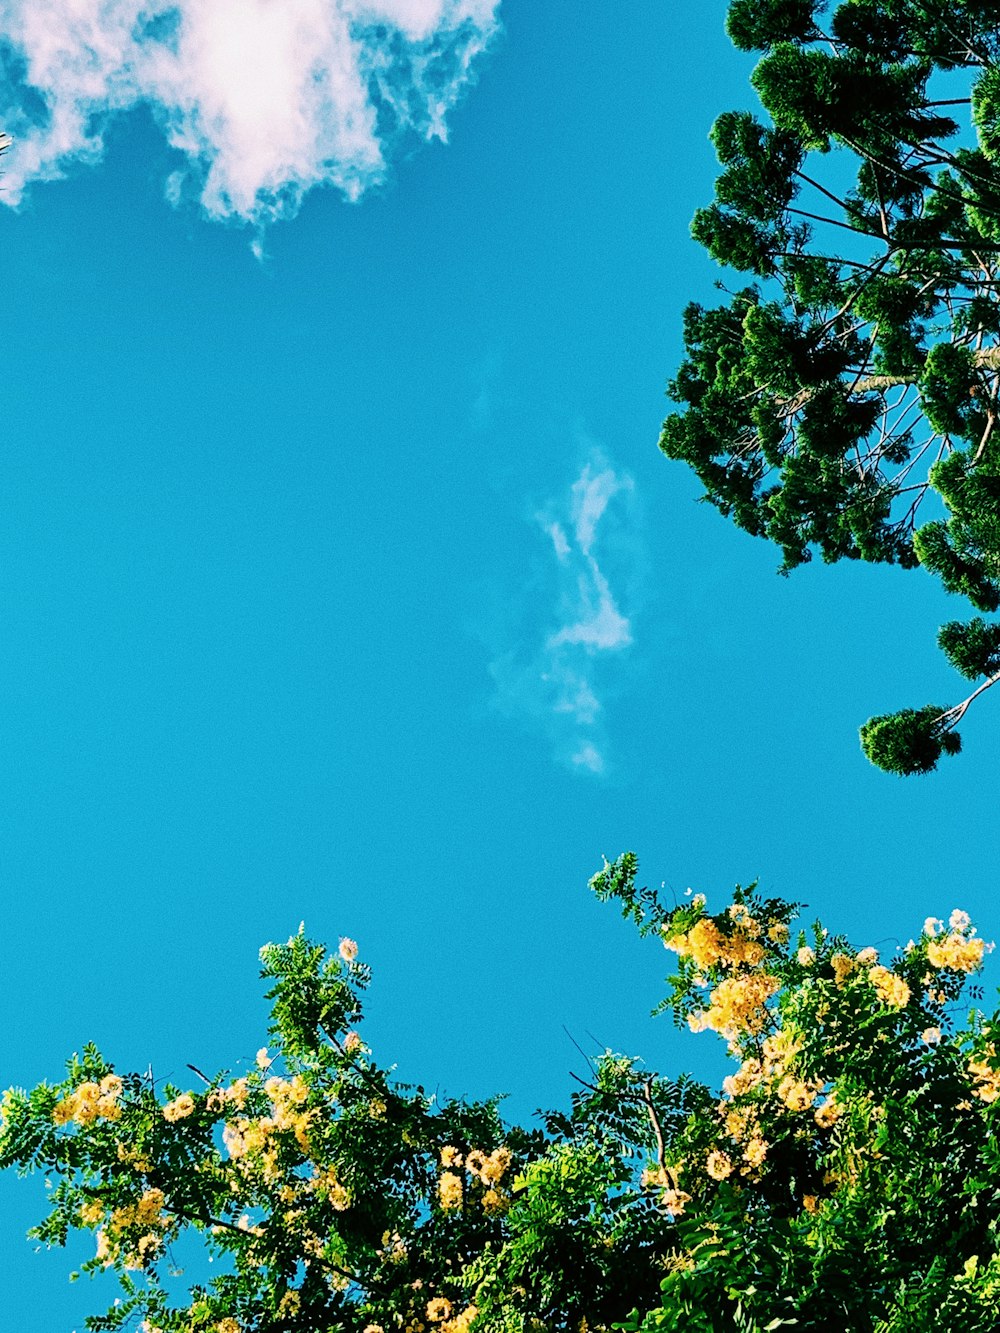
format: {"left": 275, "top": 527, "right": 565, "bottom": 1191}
{"left": 660, "top": 0, "right": 1000, "bottom": 774}
{"left": 4, "top": 856, "right": 1000, "bottom": 1332}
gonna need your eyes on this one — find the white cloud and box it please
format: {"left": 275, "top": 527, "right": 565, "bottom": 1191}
{"left": 490, "top": 450, "right": 638, "bottom": 776}
{"left": 0, "top": 0, "right": 499, "bottom": 226}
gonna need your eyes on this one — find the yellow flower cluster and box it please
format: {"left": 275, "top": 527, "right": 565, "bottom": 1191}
{"left": 437, "top": 1145, "right": 511, "bottom": 1213}
{"left": 277, "top": 1292, "right": 301, "bottom": 1319}
{"left": 439, "top": 1305, "right": 477, "bottom": 1333}
{"left": 438, "top": 1171, "right": 463, "bottom": 1210}
{"left": 426, "top": 1298, "right": 453, "bottom": 1323}
{"left": 688, "top": 972, "right": 780, "bottom": 1039}
{"left": 52, "top": 1075, "right": 123, "bottom": 1127}
{"left": 722, "top": 1059, "right": 763, "bottom": 1099}
{"left": 777, "top": 1075, "right": 821, "bottom": 1113}
{"left": 79, "top": 1198, "right": 104, "bottom": 1226}
{"left": 223, "top": 1118, "right": 281, "bottom": 1182}
{"left": 642, "top": 1162, "right": 692, "bottom": 1213}
{"left": 163, "top": 1093, "right": 195, "bottom": 1122}
{"left": 92, "top": 1187, "right": 169, "bottom": 1270}
{"left": 927, "top": 931, "right": 986, "bottom": 974}
{"left": 705, "top": 1150, "right": 733, "bottom": 1181}
{"left": 968, "top": 1044, "right": 1000, "bottom": 1103}
{"left": 464, "top": 1146, "right": 511, "bottom": 1185}
{"left": 312, "top": 1165, "right": 351, "bottom": 1210}
{"left": 266, "top": 1075, "right": 314, "bottom": 1150}
{"left": 481, "top": 1187, "right": 509, "bottom": 1215}
{"left": 665, "top": 910, "right": 766, "bottom": 972}
{"left": 814, "top": 1095, "right": 841, "bottom": 1129}
{"left": 830, "top": 953, "right": 854, "bottom": 987}
{"left": 867, "top": 966, "right": 911, "bottom": 1009}
{"left": 743, "top": 1136, "right": 768, "bottom": 1168}
{"left": 380, "top": 1230, "right": 408, "bottom": 1264}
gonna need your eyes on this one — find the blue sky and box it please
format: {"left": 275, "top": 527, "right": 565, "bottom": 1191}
{"left": 2, "top": 3, "right": 999, "bottom": 1327}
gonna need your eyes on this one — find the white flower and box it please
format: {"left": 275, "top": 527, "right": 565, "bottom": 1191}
{"left": 949, "top": 909, "right": 971, "bottom": 932}
{"left": 924, "top": 917, "right": 942, "bottom": 938}
{"left": 797, "top": 946, "right": 815, "bottom": 967}
{"left": 921, "top": 1027, "right": 942, "bottom": 1046}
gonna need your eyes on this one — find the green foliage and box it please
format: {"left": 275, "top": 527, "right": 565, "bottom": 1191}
{"left": 5, "top": 856, "right": 1000, "bottom": 1333}
{"left": 663, "top": 0, "right": 1000, "bottom": 769}
{"left": 938, "top": 616, "right": 1000, "bottom": 679}
{"left": 859, "top": 704, "right": 962, "bottom": 775}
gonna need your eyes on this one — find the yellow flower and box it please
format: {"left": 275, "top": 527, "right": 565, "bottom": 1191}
{"left": 79, "top": 1199, "right": 104, "bottom": 1227}
{"left": 256, "top": 1048, "right": 273, "bottom": 1070}
{"left": 427, "top": 1298, "right": 453, "bottom": 1322}
{"left": 691, "top": 973, "right": 780, "bottom": 1039}
{"left": 480, "top": 1147, "right": 511, "bottom": 1184}
{"left": 761, "top": 1028, "right": 801, "bottom": 1079}
{"left": 136, "top": 1188, "right": 166, "bottom": 1225}
{"left": 777, "top": 1076, "right": 816, "bottom": 1113}
{"left": 223, "top": 1122, "right": 247, "bottom": 1158}
{"left": 868, "top": 966, "right": 910, "bottom": 1009}
{"left": 136, "top": 1232, "right": 161, "bottom": 1261}
{"left": 53, "top": 1096, "right": 76, "bottom": 1126}
{"left": 344, "top": 1031, "right": 362, "bottom": 1052}
{"left": 814, "top": 1096, "right": 841, "bottom": 1129}
{"left": 438, "top": 1171, "right": 463, "bottom": 1210}
{"left": 767, "top": 923, "right": 789, "bottom": 944}
{"left": 363, "top": 1326, "right": 385, "bottom": 1333}
{"left": 328, "top": 1182, "right": 351, "bottom": 1211}
{"left": 705, "top": 1150, "right": 733, "bottom": 1181}
{"left": 163, "top": 1093, "right": 195, "bottom": 1122}
{"left": 225, "top": 1079, "right": 249, "bottom": 1108}
{"left": 743, "top": 1137, "right": 768, "bottom": 1168}
{"left": 464, "top": 1149, "right": 488, "bottom": 1179}
{"left": 99, "top": 1074, "right": 123, "bottom": 1098}
{"left": 796, "top": 946, "right": 815, "bottom": 967}
{"left": 927, "top": 932, "right": 986, "bottom": 973}
{"left": 722, "top": 1058, "right": 763, "bottom": 1098}
{"left": 339, "top": 937, "right": 359, "bottom": 962}
{"left": 216, "top": 1320, "right": 241, "bottom": 1333}
{"left": 921, "top": 1027, "right": 942, "bottom": 1046}
{"left": 830, "top": 953, "right": 854, "bottom": 986}
{"left": 802, "top": 1195, "right": 819, "bottom": 1214}
{"left": 481, "top": 1187, "right": 509, "bottom": 1215}
{"left": 724, "top": 1105, "right": 753, "bottom": 1141}
{"left": 278, "top": 1291, "right": 301, "bottom": 1318}
{"left": 661, "top": 1187, "right": 692, "bottom": 1215}
{"left": 440, "top": 1145, "right": 463, "bottom": 1168}
{"left": 969, "top": 1046, "right": 1000, "bottom": 1102}
{"left": 856, "top": 947, "right": 878, "bottom": 966}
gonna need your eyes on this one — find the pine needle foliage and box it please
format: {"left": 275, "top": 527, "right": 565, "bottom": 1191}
{"left": 661, "top": 0, "right": 1000, "bottom": 772}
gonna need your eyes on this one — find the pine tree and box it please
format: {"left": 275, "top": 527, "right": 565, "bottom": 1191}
{"left": 662, "top": 0, "right": 1000, "bottom": 773}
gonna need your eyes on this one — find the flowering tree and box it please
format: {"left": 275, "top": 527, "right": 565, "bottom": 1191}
{"left": 3, "top": 854, "right": 1000, "bottom": 1332}
{"left": 660, "top": 0, "right": 1000, "bottom": 773}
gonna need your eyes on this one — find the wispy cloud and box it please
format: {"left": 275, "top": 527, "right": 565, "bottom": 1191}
{"left": 0, "top": 0, "right": 499, "bottom": 228}
{"left": 490, "top": 450, "right": 638, "bottom": 776}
